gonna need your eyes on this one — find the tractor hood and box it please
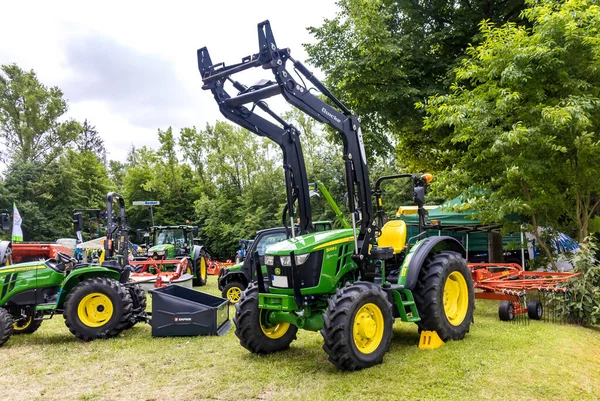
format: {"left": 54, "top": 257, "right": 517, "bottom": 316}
{"left": 0, "top": 261, "right": 47, "bottom": 274}
{"left": 148, "top": 244, "right": 174, "bottom": 253}
{"left": 225, "top": 261, "right": 243, "bottom": 272}
{"left": 265, "top": 229, "right": 355, "bottom": 255}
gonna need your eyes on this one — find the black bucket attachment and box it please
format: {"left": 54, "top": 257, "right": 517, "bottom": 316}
{"left": 150, "top": 286, "right": 232, "bottom": 337}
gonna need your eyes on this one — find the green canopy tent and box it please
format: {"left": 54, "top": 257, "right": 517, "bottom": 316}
{"left": 398, "top": 197, "right": 524, "bottom": 264}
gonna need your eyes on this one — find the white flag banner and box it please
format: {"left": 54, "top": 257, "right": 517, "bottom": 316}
{"left": 12, "top": 203, "right": 23, "bottom": 242}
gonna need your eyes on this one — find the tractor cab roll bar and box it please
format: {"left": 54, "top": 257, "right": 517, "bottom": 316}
{"left": 198, "top": 20, "right": 373, "bottom": 273}
{"left": 104, "top": 192, "right": 128, "bottom": 267}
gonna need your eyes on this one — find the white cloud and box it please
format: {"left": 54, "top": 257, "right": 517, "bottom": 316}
{"left": 0, "top": 0, "right": 339, "bottom": 161}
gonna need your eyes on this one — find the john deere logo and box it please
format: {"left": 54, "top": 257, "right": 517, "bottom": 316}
{"left": 274, "top": 268, "right": 281, "bottom": 275}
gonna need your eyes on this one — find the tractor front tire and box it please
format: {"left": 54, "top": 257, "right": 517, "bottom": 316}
{"left": 234, "top": 284, "right": 298, "bottom": 354}
{"left": 64, "top": 277, "right": 133, "bottom": 341}
{"left": 222, "top": 281, "right": 246, "bottom": 303}
{"left": 122, "top": 284, "right": 147, "bottom": 330}
{"left": 414, "top": 251, "right": 474, "bottom": 342}
{"left": 13, "top": 312, "right": 43, "bottom": 335}
{"left": 193, "top": 254, "right": 208, "bottom": 287}
{"left": 0, "top": 308, "right": 13, "bottom": 347}
{"left": 321, "top": 282, "right": 394, "bottom": 371}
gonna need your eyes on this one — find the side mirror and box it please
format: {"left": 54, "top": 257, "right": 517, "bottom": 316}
{"left": 193, "top": 226, "right": 199, "bottom": 237}
{"left": 72, "top": 212, "right": 83, "bottom": 232}
{"left": 413, "top": 186, "right": 425, "bottom": 207}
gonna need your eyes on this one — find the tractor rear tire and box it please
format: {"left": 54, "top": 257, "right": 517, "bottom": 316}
{"left": 13, "top": 312, "right": 43, "bottom": 335}
{"left": 527, "top": 300, "right": 543, "bottom": 320}
{"left": 123, "top": 284, "right": 147, "bottom": 330}
{"left": 222, "top": 281, "right": 246, "bottom": 303}
{"left": 64, "top": 277, "right": 133, "bottom": 341}
{"left": 234, "top": 283, "right": 298, "bottom": 354}
{"left": 0, "top": 308, "right": 13, "bottom": 347}
{"left": 193, "top": 254, "right": 208, "bottom": 287}
{"left": 321, "top": 282, "right": 394, "bottom": 371}
{"left": 413, "top": 251, "right": 474, "bottom": 342}
{"left": 499, "top": 301, "right": 515, "bottom": 321}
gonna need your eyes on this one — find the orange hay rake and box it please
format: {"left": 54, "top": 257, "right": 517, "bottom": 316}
{"left": 468, "top": 263, "right": 579, "bottom": 322}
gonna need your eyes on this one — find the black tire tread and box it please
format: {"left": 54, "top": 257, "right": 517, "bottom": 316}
{"left": 12, "top": 314, "right": 43, "bottom": 335}
{"left": 321, "top": 282, "right": 394, "bottom": 371}
{"left": 413, "top": 250, "right": 475, "bottom": 341}
{"left": 123, "top": 284, "right": 146, "bottom": 329}
{"left": 63, "top": 277, "right": 133, "bottom": 341}
{"left": 234, "top": 283, "right": 298, "bottom": 354}
{"left": 0, "top": 308, "right": 13, "bottom": 347}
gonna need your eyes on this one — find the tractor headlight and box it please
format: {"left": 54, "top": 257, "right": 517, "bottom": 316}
{"left": 264, "top": 255, "right": 274, "bottom": 266}
{"left": 279, "top": 253, "right": 310, "bottom": 266}
{"left": 156, "top": 251, "right": 165, "bottom": 256}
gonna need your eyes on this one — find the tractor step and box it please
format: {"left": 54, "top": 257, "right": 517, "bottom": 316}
{"left": 384, "top": 287, "right": 421, "bottom": 323}
{"left": 35, "top": 303, "right": 57, "bottom": 311}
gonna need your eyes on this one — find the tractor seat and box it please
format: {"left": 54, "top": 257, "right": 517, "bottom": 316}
{"left": 377, "top": 220, "right": 407, "bottom": 254}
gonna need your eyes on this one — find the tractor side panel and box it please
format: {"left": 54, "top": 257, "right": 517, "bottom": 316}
{"left": 397, "top": 236, "right": 466, "bottom": 290}
{"left": 0, "top": 263, "right": 59, "bottom": 305}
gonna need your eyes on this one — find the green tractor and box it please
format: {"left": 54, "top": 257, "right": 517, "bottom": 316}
{"left": 0, "top": 193, "right": 145, "bottom": 347}
{"left": 199, "top": 21, "right": 475, "bottom": 370}
{"left": 145, "top": 225, "right": 210, "bottom": 286}
{"left": 219, "top": 221, "right": 333, "bottom": 303}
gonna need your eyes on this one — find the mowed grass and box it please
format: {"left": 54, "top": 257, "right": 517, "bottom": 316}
{"left": 1, "top": 278, "right": 599, "bottom": 401}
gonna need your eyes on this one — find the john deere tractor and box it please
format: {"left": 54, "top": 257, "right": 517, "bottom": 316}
{"left": 0, "top": 193, "right": 145, "bottom": 347}
{"left": 219, "top": 182, "right": 345, "bottom": 303}
{"left": 199, "top": 21, "right": 475, "bottom": 370}
{"left": 146, "top": 225, "right": 209, "bottom": 286}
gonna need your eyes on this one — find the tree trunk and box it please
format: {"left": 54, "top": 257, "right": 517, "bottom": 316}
{"left": 488, "top": 232, "right": 504, "bottom": 263}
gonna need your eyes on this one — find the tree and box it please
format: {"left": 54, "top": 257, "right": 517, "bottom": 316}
{"left": 0, "top": 64, "right": 81, "bottom": 165}
{"left": 306, "top": 0, "right": 526, "bottom": 167}
{"left": 419, "top": 0, "right": 600, "bottom": 266}
{"left": 76, "top": 119, "right": 107, "bottom": 164}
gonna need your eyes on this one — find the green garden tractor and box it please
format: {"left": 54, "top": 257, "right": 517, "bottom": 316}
{"left": 199, "top": 21, "right": 475, "bottom": 370}
{"left": 0, "top": 193, "right": 146, "bottom": 347}
{"left": 146, "top": 225, "right": 210, "bottom": 286}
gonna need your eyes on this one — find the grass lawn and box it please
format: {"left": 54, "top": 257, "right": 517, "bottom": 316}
{"left": 1, "top": 277, "right": 599, "bottom": 401}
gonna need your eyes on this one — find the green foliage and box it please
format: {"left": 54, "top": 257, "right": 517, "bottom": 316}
{"left": 555, "top": 240, "right": 600, "bottom": 325}
{"left": 419, "top": 0, "right": 600, "bottom": 251}
{"left": 306, "top": 0, "right": 527, "bottom": 167}
{"left": 0, "top": 64, "right": 81, "bottom": 164}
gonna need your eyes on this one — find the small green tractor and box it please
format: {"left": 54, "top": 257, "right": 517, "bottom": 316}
{"left": 199, "top": 21, "right": 475, "bottom": 371}
{"left": 144, "top": 225, "right": 209, "bottom": 286}
{"left": 0, "top": 193, "right": 146, "bottom": 347}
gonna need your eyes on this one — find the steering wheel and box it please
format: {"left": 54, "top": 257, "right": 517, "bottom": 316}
{"left": 56, "top": 251, "right": 77, "bottom": 265}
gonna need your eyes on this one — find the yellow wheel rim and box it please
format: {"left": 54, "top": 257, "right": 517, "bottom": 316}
{"left": 226, "top": 286, "right": 242, "bottom": 303}
{"left": 14, "top": 315, "right": 32, "bottom": 331}
{"left": 200, "top": 258, "right": 207, "bottom": 280}
{"left": 77, "top": 293, "right": 114, "bottom": 328}
{"left": 444, "top": 271, "right": 469, "bottom": 326}
{"left": 353, "top": 303, "right": 384, "bottom": 354}
{"left": 260, "top": 311, "right": 290, "bottom": 339}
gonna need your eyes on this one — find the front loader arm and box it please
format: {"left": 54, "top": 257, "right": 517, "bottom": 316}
{"left": 198, "top": 21, "right": 374, "bottom": 273}
{"left": 197, "top": 43, "right": 312, "bottom": 236}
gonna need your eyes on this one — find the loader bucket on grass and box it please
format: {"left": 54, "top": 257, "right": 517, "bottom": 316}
{"left": 150, "top": 286, "right": 232, "bottom": 337}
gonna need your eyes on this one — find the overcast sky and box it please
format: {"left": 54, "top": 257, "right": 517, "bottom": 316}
{"left": 0, "top": 0, "right": 340, "bottom": 161}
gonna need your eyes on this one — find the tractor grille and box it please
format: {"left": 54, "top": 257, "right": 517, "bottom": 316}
{"left": 267, "top": 251, "right": 323, "bottom": 289}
